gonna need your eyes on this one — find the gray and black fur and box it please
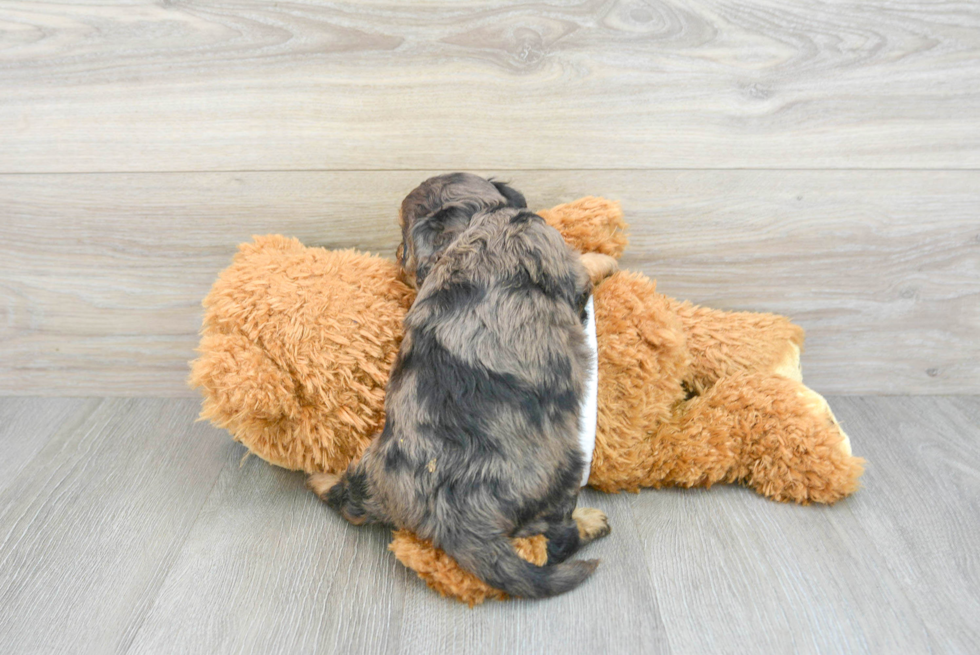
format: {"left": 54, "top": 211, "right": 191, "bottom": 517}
{"left": 396, "top": 172, "right": 528, "bottom": 288}
{"left": 311, "top": 174, "right": 609, "bottom": 598}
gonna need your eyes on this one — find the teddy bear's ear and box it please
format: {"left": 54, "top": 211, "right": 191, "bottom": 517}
{"left": 491, "top": 180, "right": 528, "bottom": 209}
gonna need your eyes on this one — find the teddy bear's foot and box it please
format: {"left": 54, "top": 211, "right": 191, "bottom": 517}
{"left": 797, "top": 384, "right": 853, "bottom": 457}
{"left": 573, "top": 507, "right": 611, "bottom": 543}
{"left": 741, "top": 378, "right": 863, "bottom": 504}
{"left": 771, "top": 346, "right": 852, "bottom": 458}
{"left": 773, "top": 342, "right": 804, "bottom": 382}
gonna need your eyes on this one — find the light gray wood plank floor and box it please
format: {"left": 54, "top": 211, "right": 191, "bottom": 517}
{"left": 1, "top": 396, "right": 978, "bottom": 654}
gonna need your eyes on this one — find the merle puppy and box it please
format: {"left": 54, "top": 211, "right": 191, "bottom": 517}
{"left": 309, "top": 174, "right": 612, "bottom": 598}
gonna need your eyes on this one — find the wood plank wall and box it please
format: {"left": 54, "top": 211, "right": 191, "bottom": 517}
{"left": 1, "top": 1, "right": 977, "bottom": 395}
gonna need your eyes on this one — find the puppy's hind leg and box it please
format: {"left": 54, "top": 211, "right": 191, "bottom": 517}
{"left": 307, "top": 472, "right": 340, "bottom": 499}
{"left": 542, "top": 508, "right": 611, "bottom": 564}
{"left": 307, "top": 470, "right": 372, "bottom": 526}
{"left": 573, "top": 507, "right": 610, "bottom": 543}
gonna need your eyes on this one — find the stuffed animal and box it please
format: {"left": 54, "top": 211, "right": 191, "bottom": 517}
{"left": 190, "top": 197, "right": 864, "bottom": 605}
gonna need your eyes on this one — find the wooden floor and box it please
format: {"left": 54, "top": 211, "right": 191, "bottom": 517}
{"left": 0, "top": 395, "right": 977, "bottom": 654}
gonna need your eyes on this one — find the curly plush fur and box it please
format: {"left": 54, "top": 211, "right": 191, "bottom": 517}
{"left": 190, "top": 196, "right": 864, "bottom": 604}
{"left": 191, "top": 237, "right": 413, "bottom": 474}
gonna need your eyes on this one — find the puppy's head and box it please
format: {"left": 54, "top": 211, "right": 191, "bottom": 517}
{"left": 397, "top": 173, "right": 526, "bottom": 286}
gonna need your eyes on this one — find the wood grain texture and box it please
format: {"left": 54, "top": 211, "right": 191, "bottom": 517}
{"left": 0, "top": 398, "right": 229, "bottom": 654}
{"left": 829, "top": 396, "right": 980, "bottom": 653}
{"left": 128, "top": 452, "right": 406, "bottom": 655}
{"left": 2, "top": 170, "right": 976, "bottom": 395}
{"left": 0, "top": 397, "right": 91, "bottom": 495}
{"left": 628, "top": 395, "right": 980, "bottom": 655}
{"left": 1, "top": 1, "right": 978, "bottom": 172}
{"left": 395, "top": 489, "right": 671, "bottom": 655}
{"left": 2, "top": 396, "right": 978, "bottom": 654}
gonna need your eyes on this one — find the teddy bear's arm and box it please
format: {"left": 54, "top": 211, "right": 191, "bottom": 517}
{"left": 580, "top": 252, "right": 620, "bottom": 285}
{"left": 537, "top": 197, "right": 628, "bottom": 258}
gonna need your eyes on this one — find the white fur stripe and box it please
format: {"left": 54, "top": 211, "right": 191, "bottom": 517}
{"left": 578, "top": 297, "right": 599, "bottom": 487}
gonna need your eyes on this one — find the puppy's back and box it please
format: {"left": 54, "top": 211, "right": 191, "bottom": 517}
{"left": 407, "top": 207, "right": 591, "bottom": 390}
{"left": 368, "top": 208, "right": 597, "bottom": 597}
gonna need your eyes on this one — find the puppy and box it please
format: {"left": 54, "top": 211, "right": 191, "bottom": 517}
{"left": 310, "top": 174, "right": 611, "bottom": 598}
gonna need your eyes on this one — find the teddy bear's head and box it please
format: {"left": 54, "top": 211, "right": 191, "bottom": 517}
{"left": 190, "top": 235, "right": 415, "bottom": 474}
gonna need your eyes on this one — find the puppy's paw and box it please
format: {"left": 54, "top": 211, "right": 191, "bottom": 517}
{"left": 307, "top": 472, "right": 340, "bottom": 500}
{"left": 579, "top": 253, "right": 619, "bottom": 285}
{"left": 573, "top": 507, "right": 611, "bottom": 542}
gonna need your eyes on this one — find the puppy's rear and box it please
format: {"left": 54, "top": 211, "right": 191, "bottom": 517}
{"left": 316, "top": 474, "right": 600, "bottom": 598}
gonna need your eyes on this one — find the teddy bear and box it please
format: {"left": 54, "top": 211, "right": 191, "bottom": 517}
{"left": 190, "top": 197, "right": 864, "bottom": 605}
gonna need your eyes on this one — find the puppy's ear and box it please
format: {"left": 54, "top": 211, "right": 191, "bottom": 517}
{"left": 409, "top": 205, "right": 472, "bottom": 287}
{"left": 415, "top": 258, "right": 434, "bottom": 287}
{"left": 491, "top": 181, "right": 527, "bottom": 209}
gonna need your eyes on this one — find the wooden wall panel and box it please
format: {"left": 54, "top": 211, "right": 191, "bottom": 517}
{"left": 1, "top": 170, "right": 976, "bottom": 395}
{"left": 0, "top": 1, "right": 978, "bottom": 172}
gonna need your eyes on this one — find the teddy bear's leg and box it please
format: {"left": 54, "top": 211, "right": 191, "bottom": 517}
{"left": 664, "top": 298, "right": 806, "bottom": 391}
{"left": 662, "top": 298, "right": 854, "bottom": 458}
{"left": 666, "top": 371, "right": 863, "bottom": 504}
{"left": 388, "top": 530, "right": 549, "bottom": 606}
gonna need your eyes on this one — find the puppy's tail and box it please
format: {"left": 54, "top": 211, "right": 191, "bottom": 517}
{"left": 448, "top": 532, "right": 599, "bottom": 599}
